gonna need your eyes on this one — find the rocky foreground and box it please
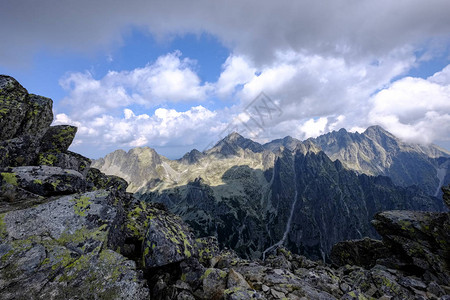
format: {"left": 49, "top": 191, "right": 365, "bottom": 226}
{"left": 0, "top": 75, "right": 449, "bottom": 299}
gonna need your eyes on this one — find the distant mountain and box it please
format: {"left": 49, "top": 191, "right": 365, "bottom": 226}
{"left": 93, "top": 129, "right": 448, "bottom": 260}
{"left": 308, "top": 126, "right": 450, "bottom": 197}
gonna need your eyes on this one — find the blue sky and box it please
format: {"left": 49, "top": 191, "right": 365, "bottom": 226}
{"left": 1, "top": 1, "right": 450, "bottom": 159}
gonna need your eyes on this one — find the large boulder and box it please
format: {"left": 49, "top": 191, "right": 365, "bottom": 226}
{"left": 142, "top": 204, "right": 198, "bottom": 268}
{"left": 0, "top": 75, "right": 52, "bottom": 142}
{"left": 40, "top": 125, "right": 77, "bottom": 153}
{"left": 330, "top": 237, "right": 390, "bottom": 269}
{"left": 38, "top": 151, "right": 91, "bottom": 177}
{"left": 0, "top": 135, "right": 42, "bottom": 168}
{"left": 0, "top": 190, "right": 149, "bottom": 299}
{"left": 372, "top": 210, "right": 450, "bottom": 285}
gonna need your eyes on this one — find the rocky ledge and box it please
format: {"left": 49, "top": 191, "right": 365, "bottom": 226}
{"left": 1, "top": 75, "right": 449, "bottom": 299}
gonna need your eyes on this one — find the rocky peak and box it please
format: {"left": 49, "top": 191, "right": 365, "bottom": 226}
{"left": 178, "top": 148, "right": 205, "bottom": 164}
{"left": 206, "top": 131, "right": 264, "bottom": 156}
{"left": 263, "top": 135, "right": 302, "bottom": 152}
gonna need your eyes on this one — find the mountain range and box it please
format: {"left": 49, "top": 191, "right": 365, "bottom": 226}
{"left": 93, "top": 127, "right": 450, "bottom": 260}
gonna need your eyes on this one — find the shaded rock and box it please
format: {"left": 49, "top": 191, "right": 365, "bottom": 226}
{"left": 20, "top": 94, "right": 53, "bottom": 139}
{"left": 330, "top": 237, "right": 390, "bottom": 269}
{"left": 142, "top": 205, "right": 197, "bottom": 268}
{"left": 0, "top": 75, "right": 31, "bottom": 140}
{"left": 443, "top": 184, "right": 450, "bottom": 209}
{"left": 0, "top": 180, "right": 45, "bottom": 213}
{"left": 372, "top": 210, "right": 450, "bottom": 285}
{"left": 227, "top": 269, "right": 251, "bottom": 289}
{"left": 38, "top": 150, "right": 91, "bottom": 177}
{"left": 86, "top": 167, "right": 128, "bottom": 193}
{"left": 9, "top": 165, "right": 86, "bottom": 197}
{"left": 0, "top": 135, "right": 42, "bottom": 168}
{"left": 40, "top": 125, "right": 77, "bottom": 153}
{"left": 224, "top": 287, "right": 267, "bottom": 300}
{"left": 180, "top": 257, "right": 206, "bottom": 291}
{"left": 195, "top": 236, "right": 221, "bottom": 267}
{"left": 200, "top": 268, "right": 227, "bottom": 300}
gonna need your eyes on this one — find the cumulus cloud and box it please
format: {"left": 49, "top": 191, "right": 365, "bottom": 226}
{"left": 368, "top": 65, "right": 450, "bottom": 144}
{"left": 59, "top": 51, "right": 212, "bottom": 119}
{"left": 55, "top": 105, "right": 224, "bottom": 157}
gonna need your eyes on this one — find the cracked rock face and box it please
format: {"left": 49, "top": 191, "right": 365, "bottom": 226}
{"left": 0, "top": 190, "right": 149, "bottom": 299}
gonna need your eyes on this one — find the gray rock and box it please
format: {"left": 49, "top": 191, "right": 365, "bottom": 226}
{"left": 0, "top": 189, "right": 149, "bottom": 299}
{"left": 0, "top": 134, "right": 42, "bottom": 168}
{"left": 330, "top": 237, "right": 389, "bottom": 269}
{"left": 201, "top": 268, "right": 227, "bottom": 300}
{"left": 0, "top": 75, "right": 31, "bottom": 140}
{"left": 142, "top": 205, "right": 197, "bottom": 268}
{"left": 10, "top": 165, "right": 86, "bottom": 196}
{"left": 38, "top": 150, "right": 91, "bottom": 177}
{"left": 40, "top": 125, "right": 77, "bottom": 153}
{"left": 372, "top": 210, "right": 450, "bottom": 285}
{"left": 227, "top": 269, "right": 251, "bottom": 289}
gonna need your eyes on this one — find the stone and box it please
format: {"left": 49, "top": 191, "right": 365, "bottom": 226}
{"left": 270, "top": 289, "right": 286, "bottom": 299}
{"left": 38, "top": 150, "right": 91, "bottom": 177}
{"left": 142, "top": 205, "right": 197, "bottom": 268}
{"left": 330, "top": 237, "right": 389, "bottom": 269}
{"left": 372, "top": 210, "right": 450, "bottom": 285}
{"left": 0, "top": 135, "right": 42, "bottom": 168}
{"left": 443, "top": 184, "right": 450, "bottom": 209}
{"left": 0, "top": 75, "right": 31, "bottom": 140}
{"left": 201, "top": 268, "right": 227, "bottom": 300}
{"left": 40, "top": 125, "right": 77, "bottom": 153}
{"left": 227, "top": 269, "right": 251, "bottom": 289}
{"left": 0, "top": 190, "right": 149, "bottom": 299}
{"left": 8, "top": 165, "right": 86, "bottom": 196}
{"left": 195, "top": 235, "right": 221, "bottom": 267}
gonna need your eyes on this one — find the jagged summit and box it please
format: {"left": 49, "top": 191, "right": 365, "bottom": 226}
{"left": 206, "top": 131, "right": 264, "bottom": 156}
{"left": 263, "top": 135, "right": 302, "bottom": 152}
{"left": 178, "top": 148, "right": 204, "bottom": 164}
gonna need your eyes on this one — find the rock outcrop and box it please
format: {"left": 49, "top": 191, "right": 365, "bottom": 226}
{"left": 0, "top": 75, "right": 150, "bottom": 298}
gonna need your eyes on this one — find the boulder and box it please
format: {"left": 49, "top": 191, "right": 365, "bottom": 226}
{"left": 372, "top": 210, "right": 450, "bottom": 285}
{"left": 330, "top": 237, "right": 390, "bottom": 269}
{"left": 0, "top": 75, "right": 52, "bottom": 145}
{"left": 38, "top": 150, "right": 91, "bottom": 177}
{"left": 443, "top": 184, "right": 450, "bottom": 209}
{"left": 195, "top": 236, "right": 221, "bottom": 267}
{"left": 0, "top": 190, "right": 149, "bottom": 299}
{"left": 9, "top": 165, "right": 86, "bottom": 196}
{"left": 0, "top": 135, "right": 42, "bottom": 168}
{"left": 142, "top": 205, "right": 197, "bottom": 268}
{"left": 40, "top": 125, "right": 77, "bottom": 153}
{"left": 0, "top": 75, "right": 31, "bottom": 140}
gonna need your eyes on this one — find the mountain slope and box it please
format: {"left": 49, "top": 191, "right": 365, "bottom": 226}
{"left": 308, "top": 126, "right": 450, "bottom": 196}
{"left": 93, "top": 130, "right": 448, "bottom": 260}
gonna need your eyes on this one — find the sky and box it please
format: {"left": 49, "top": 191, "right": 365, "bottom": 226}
{"left": 1, "top": 0, "right": 450, "bottom": 159}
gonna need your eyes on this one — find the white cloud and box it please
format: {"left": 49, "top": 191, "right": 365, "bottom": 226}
{"left": 299, "top": 117, "right": 329, "bottom": 138}
{"left": 216, "top": 55, "right": 256, "bottom": 97}
{"left": 59, "top": 51, "right": 212, "bottom": 119}
{"left": 368, "top": 65, "right": 450, "bottom": 144}
{"left": 56, "top": 105, "right": 223, "bottom": 156}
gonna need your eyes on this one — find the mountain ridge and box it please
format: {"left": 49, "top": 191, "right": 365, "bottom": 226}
{"left": 92, "top": 128, "right": 448, "bottom": 260}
